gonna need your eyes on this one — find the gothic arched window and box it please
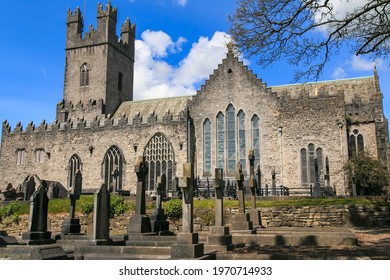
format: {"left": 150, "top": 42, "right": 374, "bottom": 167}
{"left": 144, "top": 133, "right": 174, "bottom": 195}
{"left": 203, "top": 119, "right": 211, "bottom": 175}
{"left": 251, "top": 115, "right": 260, "bottom": 167}
{"left": 216, "top": 112, "right": 225, "bottom": 169}
{"left": 80, "top": 63, "right": 90, "bottom": 87}
{"left": 68, "top": 154, "right": 82, "bottom": 189}
{"left": 102, "top": 145, "right": 124, "bottom": 191}
{"left": 349, "top": 131, "right": 364, "bottom": 158}
{"left": 226, "top": 104, "right": 236, "bottom": 173}
{"left": 238, "top": 110, "right": 246, "bottom": 170}
{"left": 300, "top": 144, "right": 325, "bottom": 186}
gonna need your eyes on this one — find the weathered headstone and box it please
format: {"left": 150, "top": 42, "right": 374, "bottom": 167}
{"left": 30, "top": 245, "right": 68, "bottom": 260}
{"left": 171, "top": 163, "right": 205, "bottom": 259}
{"left": 271, "top": 169, "right": 277, "bottom": 195}
{"left": 150, "top": 174, "right": 170, "bottom": 235}
{"left": 236, "top": 162, "right": 246, "bottom": 214}
{"left": 230, "top": 162, "right": 256, "bottom": 234}
{"left": 206, "top": 168, "right": 233, "bottom": 252}
{"left": 48, "top": 182, "right": 60, "bottom": 199}
{"left": 23, "top": 176, "right": 36, "bottom": 201}
{"left": 22, "top": 181, "right": 53, "bottom": 245}
{"left": 1, "top": 183, "right": 16, "bottom": 201}
{"left": 312, "top": 159, "right": 322, "bottom": 197}
{"left": 92, "top": 184, "right": 112, "bottom": 245}
{"left": 248, "top": 150, "right": 262, "bottom": 228}
{"left": 256, "top": 164, "right": 261, "bottom": 194}
{"left": 62, "top": 170, "right": 83, "bottom": 235}
{"left": 128, "top": 156, "right": 151, "bottom": 234}
{"left": 0, "top": 230, "right": 18, "bottom": 246}
{"left": 111, "top": 166, "right": 120, "bottom": 194}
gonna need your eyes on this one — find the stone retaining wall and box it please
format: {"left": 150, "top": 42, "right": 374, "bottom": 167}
{"left": 1, "top": 205, "right": 389, "bottom": 237}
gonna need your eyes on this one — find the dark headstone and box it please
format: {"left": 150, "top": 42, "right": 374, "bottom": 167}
{"left": 30, "top": 245, "right": 68, "bottom": 260}
{"left": 248, "top": 150, "right": 262, "bottom": 228}
{"left": 22, "top": 181, "right": 53, "bottom": 245}
{"left": 23, "top": 176, "right": 36, "bottom": 201}
{"left": 93, "top": 184, "right": 112, "bottom": 245}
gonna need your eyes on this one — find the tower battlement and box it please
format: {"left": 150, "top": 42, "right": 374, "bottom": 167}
{"left": 66, "top": 2, "right": 135, "bottom": 56}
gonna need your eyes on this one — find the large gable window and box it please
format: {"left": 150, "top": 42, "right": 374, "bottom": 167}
{"left": 144, "top": 133, "right": 175, "bottom": 196}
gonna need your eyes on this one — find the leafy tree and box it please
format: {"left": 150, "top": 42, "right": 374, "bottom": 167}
{"left": 344, "top": 153, "right": 389, "bottom": 196}
{"left": 229, "top": 0, "right": 390, "bottom": 81}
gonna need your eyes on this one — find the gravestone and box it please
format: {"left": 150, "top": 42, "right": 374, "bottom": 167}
{"left": 92, "top": 184, "right": 112, "bottom": 245}
{"left": 248, "top": 150, "right": 261, "bottom": 228}
{"left": 1, "top": 183, "right": 16, "bottom": 201}
{"left": 230, "top": 162, "right": 256, "bottom": 234}
{"left": 62, "top": 170, "right": 83, "bottom": 235}
{"left": 30, "top": 245, "right": 68, "bottom": 260}
{"left": 111, "top": 166, "right": 120, "bottom": 194}
{"left": 256, "top": 164, "right": 261, "bottom": 194}
{"left": 0, "top": 230, "right": 18, "bottom": 246}
{"left": 128, "top": 156, "right": 152, "bottom": 234}
{"left": 312, "top": 159, "right": 322, "bottom": 197}
{"left": 23, "top": 176, "right": 36, "bottom": 201}
{"left": 22, "top": 181, "right": 53, "bottom": 245}
{"left": 47, "top": 182, "right": 60, "bottom": 199}
{"left": 271, "top": 170, "right": 277, "bottom": 195}
{"left": 171, "top": 163, "right": 205, "bottom": 259}
{"left": 207, "top": 168, "right": 233, "bottom": 251}
{"left": 150, "top": 174, "right": 170, "bottom": 235}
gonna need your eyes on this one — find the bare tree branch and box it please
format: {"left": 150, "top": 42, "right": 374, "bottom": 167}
{"left": 229, "top": 0, "right": 390, "bottom": 81}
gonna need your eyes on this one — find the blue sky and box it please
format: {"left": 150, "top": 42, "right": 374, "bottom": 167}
{"left": 0, "top": 0, "right": 389, "bottom": 132}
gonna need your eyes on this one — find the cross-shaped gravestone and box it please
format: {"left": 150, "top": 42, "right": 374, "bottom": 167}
{"left": 70, "top": 169, "right": 82, "bottom": 218}
{"left": 127, "top": 156, "right": 151, "bottom": 234}
{"left": 248, "top": 149, "right": 257, "bottom": 209}
{"left": 93, "top": 183, "right": 112, "bottom": 245}
{"left": 62, "top": 170, "right": 82, "bottom": 235}
{"left": 272, "top": 169, "right": 276, "bottom": 195}
{"left": 235, "top": 162, "right": 245, "bottom": 214}
{"left": 231, "top": 163, "right": 256, "bottom": 234}
{"left": 312, "top": 159, "right": 322, "bottom": 197}
{"left": 207, "top": 168, "right": 233, "bottom": 252}
{"left": 256, "top": 164, "right": 261, "bottom": 195}
{"left": 181, "top": 162, "right": 194, "bottom": 233}
{"left": 111, "top": 166, "right": 119, "bottom": 194}
{"left": 213, "top": 168, "right": 225, "bottom": 227}
{"left": 171, "top": 162, "right": 205, "bottom": 259}
{"left": 135, "top": 157, "right": 148, "bottom": 215}
{"left": 150, "top": 174, "right": 170, "bottom": 234}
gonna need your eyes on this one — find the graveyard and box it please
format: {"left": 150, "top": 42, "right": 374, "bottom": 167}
{"left": 1, "top": 152, "right": 390, "bottom": 260}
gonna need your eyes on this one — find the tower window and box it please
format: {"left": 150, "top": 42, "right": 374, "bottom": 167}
{"left": 80, "top": 63, "right": 90, "bottom": 87}
{"left": 35, "top": 149, "right": 45, "bottom": 164}
{"left": 16, "top": 149, "right": 26, "bottom": 165}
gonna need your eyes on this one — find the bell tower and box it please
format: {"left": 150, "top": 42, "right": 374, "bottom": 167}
{"left": 57, "top": 1, "right": 136, "bottom": 122}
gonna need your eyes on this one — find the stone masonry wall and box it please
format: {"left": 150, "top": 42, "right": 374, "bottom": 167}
{"left": 0, "top": 118, "right": 188, "bottom": 194}
{"left": 1, "top": 205, "right": 389, "bottom": 237}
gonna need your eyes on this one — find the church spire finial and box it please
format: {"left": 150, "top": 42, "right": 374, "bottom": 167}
{"left": 227, "top": 41, "right": 235, "bottom": 56}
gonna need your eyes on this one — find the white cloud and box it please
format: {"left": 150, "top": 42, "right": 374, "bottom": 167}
{"left": 351, "top": 55, "right": 382, "bottom": 71}
{"left": 177, "top": 0, "right": 188, "bottom": 7}
{"left": 332, "top": 67, "right": 346, "bottom": 79}
{"left": 133, "top": 30, "right": 231, "bottom": 100}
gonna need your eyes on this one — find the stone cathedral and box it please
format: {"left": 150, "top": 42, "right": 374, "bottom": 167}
{"left": 1, "top": 2, "right": 389, "bottom": 197}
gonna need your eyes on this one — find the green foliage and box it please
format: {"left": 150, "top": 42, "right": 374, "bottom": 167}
{"left": 344, "top": 154, "right": 389, "bottom": 196}
{"left": 110, "top": 195, "right": 130, "bottom": 217}
{"left": 79, "top": 196, "right": 94, "bottom": 216}
{"left": 0, "top": 202, "right": 22, "bottom": 223}
{"left": 194, "top": 208, "right": 215, "bottom": 227}
{"left": 163, "top": 199, "right": 182, "bottom": 224}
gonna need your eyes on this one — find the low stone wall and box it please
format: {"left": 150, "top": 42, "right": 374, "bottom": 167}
{"left": 259, "top": 205, "right": 390, "bottom": 228}
{"left": 1, "top": 205, "right": 389, "bottom": 237}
